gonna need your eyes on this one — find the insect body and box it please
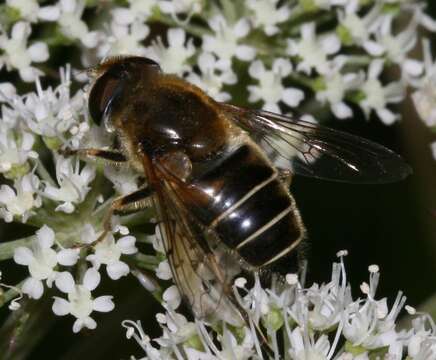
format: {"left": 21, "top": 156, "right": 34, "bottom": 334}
{"left": 80, "top": 56, "right": 411, "bottom": 326}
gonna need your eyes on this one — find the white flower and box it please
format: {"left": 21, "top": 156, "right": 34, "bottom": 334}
{"left": 185, "top": 52, "right": 237, "bottom": 102}
{"left": 86, "top": 233, "right": 137, "bottom": 280}
{"left": 15, "top": 67, "right": 86, "bottom": 139}
{"left": 0, "top": 173, "right": 41, "bottom": 223}
{"left": 248, "top": 58, "right": 304, "bottom": 113}
{"left": 376, "top": 15, "right": 423, "bottom": 77}
{"left": 52, "top": 268, "right": 115, "bottom": 333}
{"left": 337, "top": 0, "right": 384, "bottom": 55}
{"left": 162, "top": 285, "right": 181, "bottom": 309}
{"left": 42, "top": 156, "right": 96, "bottom": 213}
{"left": 159, "top": 0, "right": 202, "bottom": 18}
{"left": 305, "top": 258, "right": 351, "bottom": 331}
{"left": 307, "top": 0, "right": 347, "bottom": 10}
{"left": 406, "top": 316, "right": 436, "bottom": 359}
{"left": 411, "top": 39, "right": 436, "bottom": 127}
{"left": 287, "top": 22, "right": 341, "bottom": 75}
{"left": 97, "top": 20, "right": 149, "bottom": 58}
{"left": 413, "top": 5, "right": 436, "bottom": 33}
{"left": 156, "top": 260, "right": 172, "bottom": 280}
{"left": 151, "top": 224, "right": 165, "bottom": 254}
{"left": 246, "top": 0, "right": 290, "bottom": 36}
{"left": 6, "top": 0, "right": 60, "bottom": 23}
{"left": 217, "top": 324, "right": 255, "bottom": 360}
{"left": 202, "top": 16, "right": 256, "bottom": 65}
{"left": 127, "top": 253, "right": 436, "bottom": 359}
{"left": 6, "top": 0, "right": 39, "bottom": 22}
{"left": 343, "top": 267, "right": 405, "bottom": 350}
{"left": 154, "top": 308, "right": 196, "bottom": 347}
{"left": 111, "top": 0, "right": 157, "bottom": 24}
{"left": 122, "top": 320, "right": 162, "bottom": 359}
{"left": 78, "top": 223, "right": 100, "bottom": 245}
{"left": 128, "top": 0, "right": 158, "bottom": 19}
{"left": 360, "top": 60, "right": 404, "bottom": 125}
{"left": 315, "top": 57, "right": 364, "bottom": 119}
{"left": 13, "top": 225, "right": 79, "bottom": 299}
{"left": 236, "top": 273, "right": 270, "bottom": 324}
{"left": 288, "top": 326, "right": 331, "bottom": 360}
{"left": 54, "top": 0, "right": 100, "bottom": 48}
{"left": 0, "top": 128, "right": 38, "bottom": 174}
{"left": 0, "top": 21, "right": 49, "bottom": 82}
{"left": 145, "top": 28, "right": 195, "bottom": 75}
{"left": 104, "top": 166, "right": 139, "bottom": 195}
{"left": 0, "top": 82, "right": 17, "bottom": 102}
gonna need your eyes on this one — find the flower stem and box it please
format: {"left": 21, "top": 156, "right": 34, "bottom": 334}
{"left": 0, "top": 236, "right": 34, "bottom": 261}
{"left": 32, "top": 158, "right": 56, "bottom": 186}
{"left": 0, "top": 281, "right": 24, "bottom": 308}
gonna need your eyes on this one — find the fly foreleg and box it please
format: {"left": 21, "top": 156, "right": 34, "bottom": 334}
{"left": 91, "top": 186, "right": 154, "bottom": 246}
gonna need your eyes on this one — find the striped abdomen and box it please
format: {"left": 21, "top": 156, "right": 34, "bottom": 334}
{"left": 186, "top": 141, "right": 305, "bottom": 271}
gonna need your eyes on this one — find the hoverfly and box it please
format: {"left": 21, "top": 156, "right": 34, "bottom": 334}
{"left": 72, "top": 55, "right": 411, "bottom": 336}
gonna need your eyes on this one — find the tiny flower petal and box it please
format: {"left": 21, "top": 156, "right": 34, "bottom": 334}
{"left": 57, "top": 248, "right": 80, "bottom": 266}
{"left": 36, "top": 225, "right": 55, "bottom": 249}
{"left": 83, "top": 267, "right": 101, "bottom": 291}
{"left": 156, "top": 260, "right": 172, "bottom": 280}
{"left": 27, "top": 42, "right": 49, "bottom": 63}
{"left": 55, "top": 271, "right": 75, "bottom": 294}
{"left": 22, "top": 277, "right": 44, "bottom": 299}
{"left": 83, "top": 316, "right": 97, "bottom": 330}
{"left": 107, "top": 261, "right": 130, "bottom": 280}
{"left": 72, "top": 319, "right": 84, "bottom": 333}
{"left": 117, "top": 235, "right": 137, "bottom": 255}
{"left": 93, "top": 296, "right": 115, "bottom": 313}
{"left": 163, "top": 285, "right": 181, "bottom": 309}
{"left": 52, "top": 296, "right": 71, "bottom": 316}
{"left": 13, "top": 246, "right": 34, "bottom": 265}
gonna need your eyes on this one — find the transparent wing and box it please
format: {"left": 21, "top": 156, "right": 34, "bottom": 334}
{"left": 144, "top": 158, "right": 243, "bottom": 326}
{"left": 223, "top": 104, "right": 412, "bottom": 184}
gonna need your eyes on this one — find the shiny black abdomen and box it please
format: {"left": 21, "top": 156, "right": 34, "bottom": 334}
{"left": 187, "top": 143, "right": 304, "bottom": 270}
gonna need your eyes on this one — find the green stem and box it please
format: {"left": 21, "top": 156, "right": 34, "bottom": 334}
{"left": 0, "top": 236, "right": 34, "bottom": 261}
{"left": 0, "top": 281, "right": 24, "bottom": 308}
{"left": 288, "top": 73, "right": 316, "bottom": 89}
{"left": 119, "top": 208, "right": 155, "bottom": 227}
{"left": 32, "top": 158, "right": 55, "bottom": 186}
{"left": 131, "top": 268, "right": 163, "bottom": 304}
{"left": 346, "top": 55, "right": 372, "bottom": 67}
{"left": 134, "top": 253, "right": 159, "bottom": 271}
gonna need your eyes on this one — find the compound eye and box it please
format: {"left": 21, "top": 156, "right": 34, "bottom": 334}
{"left": 88, "top": 71, "right": 122, "bottom": 126}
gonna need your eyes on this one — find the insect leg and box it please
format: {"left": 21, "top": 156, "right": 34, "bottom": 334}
{"left": 59, "top": 147, "right": 127, "bottom": 165}
{"left": 110, "top": 186, "right": 154, "bottom": 215}
{"left": 88, "top": 186, "right": 154, "bottom": 247}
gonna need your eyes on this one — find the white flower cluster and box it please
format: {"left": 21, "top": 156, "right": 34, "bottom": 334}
{"left": 12, "top": 222, "right": 137, "bottom": 332}
{"left": 0, "top": 60, "right": 141, "bottom": 333}
{"left": 124, "top": 252, "right": 436, "bottom": 360}
{"left": 0, "top": 0, "right": 435, "bottom": 355}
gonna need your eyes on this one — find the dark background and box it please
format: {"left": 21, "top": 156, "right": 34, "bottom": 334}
{"left": 1, "top": 2, "right": 436, "bottom": 359}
